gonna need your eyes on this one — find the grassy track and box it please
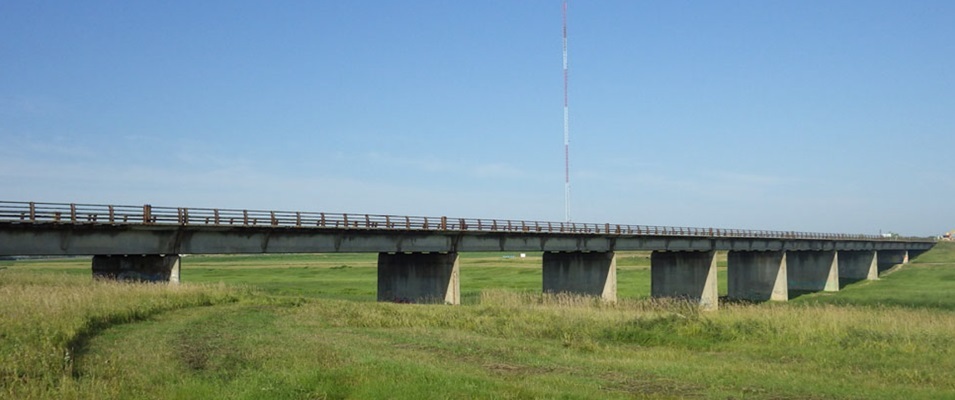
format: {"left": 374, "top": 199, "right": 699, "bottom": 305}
{"left": 2, "top": 243, "right": 954, "bottom": 399}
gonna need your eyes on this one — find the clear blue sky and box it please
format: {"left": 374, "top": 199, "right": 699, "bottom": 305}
{"left": 2, "top": 1, "right": 953, "bottom": 236}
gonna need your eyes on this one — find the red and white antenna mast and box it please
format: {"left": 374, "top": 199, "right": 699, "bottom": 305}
{"left": 562, "top": 0, "right": 571, "bottom": 222}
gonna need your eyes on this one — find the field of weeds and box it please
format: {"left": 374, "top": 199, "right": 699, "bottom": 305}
{"left": 2, "top": 243, "right": 954, "bottom": 399}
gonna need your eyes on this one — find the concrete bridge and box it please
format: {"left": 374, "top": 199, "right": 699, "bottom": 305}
{"left": 0, "top": 201, "right": 935, "bottom": 310}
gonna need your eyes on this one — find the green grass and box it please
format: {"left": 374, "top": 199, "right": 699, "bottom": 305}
{"left": 3, "top": 243, "right": 954, "bottom": 399}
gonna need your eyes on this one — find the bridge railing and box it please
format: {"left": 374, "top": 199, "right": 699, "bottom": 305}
{"left": 0, "top": 201, "right": 921, "bottom": 242}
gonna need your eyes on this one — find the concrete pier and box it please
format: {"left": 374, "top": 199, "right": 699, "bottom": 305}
{"left": 377, "top": 252, "right": 460, "bottom": 304}
{"left": 92, "top": 254, "right": 181, "bottom": 283}
{"left": 650, "top": 251, "right": 718, "bottom": 310}
{"left": 786, "top": 251, "right": 839, "bottom": 292}
{"left": 542, "top": 251, "right": 616, "bottom": 301}
{"left": 838, "top": 250, "right": 878, "bottom": 281}
{"left": 728, "top": 251, "right": 787, "bottom": 301}
{"left": 877, "top": 250, "right": 909, "bottom": 273}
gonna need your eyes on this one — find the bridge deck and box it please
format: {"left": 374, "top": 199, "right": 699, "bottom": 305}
{"left": 0, "top": 201, "right": 935, "bottom": 256}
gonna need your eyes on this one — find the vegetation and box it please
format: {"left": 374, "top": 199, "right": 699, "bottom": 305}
{"left": 2, "top": 243, "right": 953, "bottom": 399}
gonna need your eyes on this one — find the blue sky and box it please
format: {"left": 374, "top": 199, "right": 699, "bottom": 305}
{"left": 2, "top": 1, "right": 953, "bottom": 236}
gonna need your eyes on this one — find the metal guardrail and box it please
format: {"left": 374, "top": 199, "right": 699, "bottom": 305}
{"left": 0, "top": 201, "right": 928, "bottom": 242}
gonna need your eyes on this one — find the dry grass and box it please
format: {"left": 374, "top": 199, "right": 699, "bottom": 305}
{"left": 0, "top": 271, "right": 246, "bottom": 397}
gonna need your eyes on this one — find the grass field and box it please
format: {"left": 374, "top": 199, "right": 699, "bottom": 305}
{"left": 2, "top": 243, "right": 954, "bottom": 399}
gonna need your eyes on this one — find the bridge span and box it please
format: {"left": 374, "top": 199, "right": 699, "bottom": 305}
{"left": 0, "top": 201, "right": 935, "bottom": 309}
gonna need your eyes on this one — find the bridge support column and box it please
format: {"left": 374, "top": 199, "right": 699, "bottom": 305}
{"left": 377, "top": 252, "right": 460, "bottom": 304}
{"left": 650, "top": 251, "right": 718, "bottom": 310}
{"left": 728, "top": 251, "right": 787, "bottom": 302}
{"left": 92, "top": 255, "right": 181, "bottom": 283}
{"left": 877, "top": 250, "right": 908, "bottom": 273}
{"left": 837, "top": 250, "right": 878, "bottom": 281}
{"left": 786, "top": 251, "right": 839, "bottom": 293}
{"left": 542, "top": 251, "right": 616, "bottom": 302}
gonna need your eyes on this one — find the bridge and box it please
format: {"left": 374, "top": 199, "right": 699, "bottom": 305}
{"left": 0, "top": 201, "right": 936, "bottom": 310}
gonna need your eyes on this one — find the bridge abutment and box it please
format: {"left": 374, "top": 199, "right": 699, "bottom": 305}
{"left": 377, "top": 252, "right": 460, "bottom": 304}
{"left": 877, "top": 250, "right": 909, "bottom": 273}
{"left": 542, "top": 251, "right": 616, "bottom": 301}
{"left": 650, "top": 251, "right": 718, "bottom": 310}
{"left": 728, "top": 251, "right": 788, "bottom": 302}
{"left": 908, "top": 249, "right": 928, "bottom": 261}
{"left": 92, "top": 254, "right": 181, "bottom": 283}
{"left": 786, "top": 251, "right": 839, "bottom": 293}
{"left": 837, "top": 250, "right": 878, "bottom": 281}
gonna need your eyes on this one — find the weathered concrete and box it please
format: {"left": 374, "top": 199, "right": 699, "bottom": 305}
{"left": 650, "top": 251, "right": 718, "bottom": 310}
{"left": 377, "top": 252, "right": 459, "bottom": 304}
{"left": 728, "top": 251, "right": 788, "bottom": 301}
{"left": 838, "top": 250, "right": 878, "bottom": 281}
{"left": 542, "top": 251, "right": 616, "bottom": 301}
{"left": 786, "top": 251, "right": 839, "bottom": 292}
{"left": 877, "top": 250, "right": 909, "bottom": 273}
{"left": 0, "top": 223, "right": 937, "bottom": 256}
{"left": 92, "top": 254, "right": 180, "bottom": 283}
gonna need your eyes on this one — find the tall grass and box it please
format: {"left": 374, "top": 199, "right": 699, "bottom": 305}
{"left": 3, "top": 242, "right": 955, "bottom": 398}
{"left": 0, "top": 271, "right": 247, "bottom": 397}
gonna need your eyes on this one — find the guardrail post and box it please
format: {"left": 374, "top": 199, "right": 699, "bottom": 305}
{"left": 423, "top": 217, "right": 429, "bottom": 230}
{"left": 385, "top": 215, "right": 391, "bottom": 228}
{"left": 108, "top": 205, "right": 114, "bottom": 223}
{"left": 366, "top": 214, "right": 371, "bottom": 228}
{"left": 179, "top": 208, "right": 189, "bottom": 225}
{"left": 295, "top": 212, "right": 302, "bottom": 227}
{"left": 28, "top": 202, "right": 35, "bottom": 222}
{"left": 271, "top": 211, "right": 278, "bottom": 226}
{"left": 343, "top": 214, "right": 349, "bottom": 229}
{"left": 243, "top": 210, "right": 249, "bottom": 225}
{"left": 142, "top": 204, "right": 150, "bottom": 224}
{"left": 321, "top": 213, "right": 326, "bottom": 227}
{"left": 214, "top": 209, "right": 220, "bottom": 225}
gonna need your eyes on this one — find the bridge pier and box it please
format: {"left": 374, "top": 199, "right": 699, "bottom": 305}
{"left": 650, "top": 251, "right": 718, "bottom": 310}
{"left": 786, "top": 251, "right": 839, "bottom": 293}
{"left": 377, "top": 252, "right": 460, "bottom": 304}
{"left": 877, "top": 250, "right": 909, "bottom": 273}
{"left": 838, "top": 250, "right": 878, "bottom": 281}
{"left": 92, "top": 254, "right": 181, "bottom": 283}
{"left": 542, "top": 251, "right": 616, "bottom": 301}
{"left": 728, "top": 251, "right": 787, "bottom": 302}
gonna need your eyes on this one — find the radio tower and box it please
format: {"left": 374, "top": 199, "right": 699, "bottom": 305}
{"left": 562, "top": 0, "right": 571, "bottom": 222}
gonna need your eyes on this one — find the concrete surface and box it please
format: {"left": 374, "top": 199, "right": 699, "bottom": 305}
{"left": 728, "top": 251, "right": 788, "bottom": 301}
{"left": 542, "top": 251, "right": 616, "bottom": 302}
{"left": 377, "top": 252, "right": 460, "bottom": 304}
{"left": 786, "top": 251, "right": 839, "bottom": 292}
{"left": 650, "top": 251, "right": 718, "bottom": 311}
